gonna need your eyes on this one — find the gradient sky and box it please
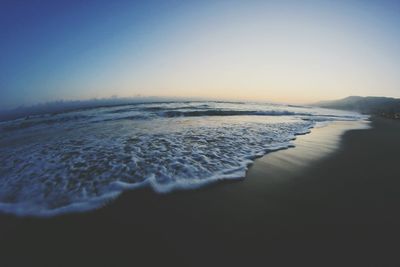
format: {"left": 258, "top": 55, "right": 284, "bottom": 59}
{"left": 1, "top": 0, "right": 400, "bottom": 108}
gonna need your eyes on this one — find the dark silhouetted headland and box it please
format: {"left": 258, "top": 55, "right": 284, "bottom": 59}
{"left": 315, "top": 96, "right": 400, "bottom": 119}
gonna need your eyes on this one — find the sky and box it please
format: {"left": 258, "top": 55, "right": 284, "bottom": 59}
{"left": 1, "top": 0, "right": 400, "bottom": 109}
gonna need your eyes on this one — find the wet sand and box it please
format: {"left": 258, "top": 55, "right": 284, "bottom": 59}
{"left": 1, "top": 117, "right": 400, "bottom": 267}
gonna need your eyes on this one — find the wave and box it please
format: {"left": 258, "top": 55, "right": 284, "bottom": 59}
{"left": 0, "top": 114, "right": 90, "bottom": 132}
{"left": 159, "top": 110, "right": 311, "bottom": 117}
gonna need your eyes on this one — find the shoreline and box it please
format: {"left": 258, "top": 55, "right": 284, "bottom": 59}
{"left": 1, "top": 117, "right": 400, "bottom": 266}
{"left": 245, "top": 119, "right": 370, "bottom": 184}
{"left": 0, "top": 118, "right": 365, "bottom": 218}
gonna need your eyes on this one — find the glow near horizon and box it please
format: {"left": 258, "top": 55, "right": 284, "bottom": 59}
{"left": 1, "top": 0, "right": 400, "bottom": 108}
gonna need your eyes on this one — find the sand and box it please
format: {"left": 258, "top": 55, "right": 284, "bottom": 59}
{"left": 1, "top": 117, "right": 399, "bottom": 267}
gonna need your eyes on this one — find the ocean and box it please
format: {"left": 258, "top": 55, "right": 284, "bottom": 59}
{"left": 0, "top": 101, "right": 366, "bottom": 216}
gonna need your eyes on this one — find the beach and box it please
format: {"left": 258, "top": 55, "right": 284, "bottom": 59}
{"left": 1, "top": 117, "right": 399, "bottom": 267}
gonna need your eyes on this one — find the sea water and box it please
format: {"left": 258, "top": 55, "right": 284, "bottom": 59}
{"left": 0, "top": 101, "right": 366, "bottom": 216}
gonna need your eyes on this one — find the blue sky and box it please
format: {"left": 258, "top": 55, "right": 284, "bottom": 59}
{"left": 1, "top": 0, "right": 400, "bottom": 108}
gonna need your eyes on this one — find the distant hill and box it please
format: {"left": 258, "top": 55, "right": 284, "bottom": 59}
{"left": 314, "top": 96, "right": 400, "bottom": 119}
